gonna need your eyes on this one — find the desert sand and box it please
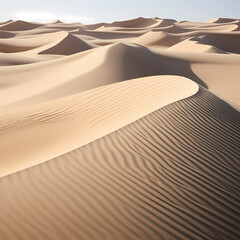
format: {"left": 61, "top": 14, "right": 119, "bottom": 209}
{"left": 0, "top": 17, "right": 239, "bottom": 240}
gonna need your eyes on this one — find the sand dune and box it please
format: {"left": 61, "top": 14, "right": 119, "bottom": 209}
{"left": 208, "top": 17, "right": 240, "bottom": 23}
{"left": 0, "top": 76, "right": 198, "bottom": 177}
{"left": 0, "top": 36, "right": 46, "bottom": 53}
{"left": 199, "top": 33, "right": 240, "bottom": 54}
{"left": 0, "top": 30, "right": 15, "bottom": 38}
{"left": 84, "top": 22, "right": 106, "bottom": 30}
{"left": 0, "top": 20, "right": 43, "bottom": 31}
{"left": 0, "top": 87, "right": 239, "bottom": 240}
{"left": 41, "top": 22, "right": 82, "bottom": 31}
{"left": 0, "top": 43, "right": 206, "bottom": 107}
{"left": 38, "top": 32, "right": 92, "bottom": 55}
{"left": 49, "top": 20, "right": 63, "bottom": 24}
{"left": 97, "top": 18, "right": 176, "bottom": 32}
{"left": 74, "top": 28, "right": 141, "bottom": 40}
{"left": 0, "top": 31, "right": 92, "bottom": 54}
{"left": 132, "top": 31, "right": 187, "bottom": 48}
{"left": 110, "top": 17, "right": 160, "bottom": 28}
{"left": 0, "top": 53, "right": 51, "bottom": 66}
{"left": 167, "top": 37, "right": 226, "bottom": 53}
{"left": 0, "top": 17, "right": 240, "bottom": 240}
{"left": 0, "top": 20, "right": 13, "bottom": 26}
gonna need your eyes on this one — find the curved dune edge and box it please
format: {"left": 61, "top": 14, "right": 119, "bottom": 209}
{"left": 110, "top": 17, "right": 161, "bottom": 28}
{"left": 0, "top": 75, "right": 198, "bottom": 177}
{"left": 167, "top": 38, "right": 227, "bottom": 53}
{"left": 37, "top": 32, "right": 92, "bottom": 55}
{"left": 0, "top": 87, "right": 239, "bottom": 240}
{"left": 0, "top": 31, "right": 92, "bottom": 54}
{"left": 131, "top": 31, "right": 187, "bottom": 48}
{"left": 0, "top": 20, "right": 43, "bottom": 31}
{"left": 207, "top": 17, "right": 239, "bottom": 23}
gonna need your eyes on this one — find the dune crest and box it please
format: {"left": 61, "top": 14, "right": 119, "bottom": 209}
{"left": 0, "top": 75, "right": 198, "bottom": 177}
{"left": 0, "top": 20, "right": 43, "bottom": 31}
{"left": 132, "top": 31, "right": 186, "bottom": 48}
{"left": 39, "top": 32, "right": 92, "bottom": 55}
{"left": 111, "top": 17, "right": 159, "bottom": 28}
{"left": 207, "top": 17, "right": 239, "bottom": 23}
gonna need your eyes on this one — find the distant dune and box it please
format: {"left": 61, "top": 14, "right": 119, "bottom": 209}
{"left": 0, "top": 20, "right": 43, "bottom": 31}
{"left": 0, "top": 17, "right": 239, "bottom": 240}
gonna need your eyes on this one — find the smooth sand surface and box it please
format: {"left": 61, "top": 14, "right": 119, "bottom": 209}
{"left": 0, "top": 76, "right": 198, "bottom": 177}
{"left": 0, "top": 17, "right": 239, "bottom": 240}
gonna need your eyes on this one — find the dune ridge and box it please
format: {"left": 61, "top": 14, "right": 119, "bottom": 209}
{"left": 0, "top": 75, "right": 198, "bottom": 177}
{"left": 0, "top": 20, "right": 43, "bottom": 31}
{"left": 38, "top": 32, "right": 92, "bottom": 55}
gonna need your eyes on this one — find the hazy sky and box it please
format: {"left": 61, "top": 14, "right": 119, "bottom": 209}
{"left": 1, "top": 0, "right": 240, "bottom": 23}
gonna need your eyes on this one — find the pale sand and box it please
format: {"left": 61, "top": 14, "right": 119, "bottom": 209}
{"left": 0, "top": 76, "right": 198, "bottom": 177}
{"left": 0, "top": 17, "right": 239, "bottom": 240}
{"left": 0, "top": 88, "right": 239, "bottom": 240}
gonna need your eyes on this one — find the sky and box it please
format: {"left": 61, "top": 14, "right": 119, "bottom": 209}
{"left": 1, "top": 0, "right": 240, "bottom": 24}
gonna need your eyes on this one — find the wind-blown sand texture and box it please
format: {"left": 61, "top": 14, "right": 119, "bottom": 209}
{"left": 0, "top": 17, "right": 240, "bottom": 240}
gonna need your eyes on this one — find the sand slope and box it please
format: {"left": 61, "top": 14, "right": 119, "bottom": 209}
{"left": 0, "top": 43, "right": 202, "bottom": 107}
{"left": 0, "top": 87, "right": 239, "bottom": 240}
{"left": 0, "top": 76, "right": 198, "bottom": 177}
{"left": 38, "top": 32, "right": 92, "bottom": 55}
{"left": 0, "top": 17, "right": 240, "bottom": 240}
{"left": 132, "top": 31, "right": 187, "bottom": 48}
{"left": 0, "top": 31, "right": 92, "bottom": 54}
{"left": 0, "top": 20, "right": 43, "bottom": 31}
